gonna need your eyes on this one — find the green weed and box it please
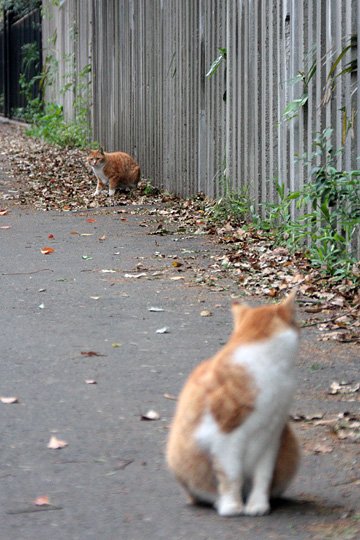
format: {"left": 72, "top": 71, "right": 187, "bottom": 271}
{"left": 207, "top": 133, "right": 359, "bottom": 283}
{"left": 16, "top": 24, "right": 93, "bottom": 149}
{"left": 207, "top": 177, "right": 255, "bottom": 225}
{"left": 26, "top": 103, "right": 90, "bottom": 148}
{"left": 267, "top": 130, "right": 359, "bottom": 281}
{"left": 142, "top": 181, "right": 158, "bottom": 196}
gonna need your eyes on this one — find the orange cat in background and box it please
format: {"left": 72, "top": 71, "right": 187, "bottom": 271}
{"left": 166, "top": 292, "right": 300, "bottom": 517}
{"left": 87, "top": 148, "right": 140, "bottom": 196}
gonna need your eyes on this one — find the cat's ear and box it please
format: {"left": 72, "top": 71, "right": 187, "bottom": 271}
{"left": 99, "top": 146, "right": 105, "bottom": 155}
{"left": 231, "top": 301, "right": 249, "bottom": 331}
{"left": 278, "top": 289, "right": 297, "bottom": 325}
{"left": 281, "top": 289, "right": 297, "bottom": 310}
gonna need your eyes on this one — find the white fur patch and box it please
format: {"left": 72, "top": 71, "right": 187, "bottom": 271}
{"left": 92, "top": 165, "right": 109, "bottom": 185}
{"left": 233, "top": 329, "right": 298, "bottom": 415}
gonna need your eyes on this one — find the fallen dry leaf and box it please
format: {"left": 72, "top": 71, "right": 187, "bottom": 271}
{"left": 113, "top": 459, "right": 133, "bottom": 470}
{"left": 260, "top": 287, "right": 278, "bottom": 297}
{"left": 33, "top": 496, "right": 50, "bottom": 506}
{"left": 85, "top": 379, "right": 97, "bottom": 385}
{"left": 320, "top": 331, "right": 359, "bottom": 343}
{"left": 333, "top": 412, "right": 360, "bottom": 442}
{"left": 47, "top": 234, "right": 54, "bottom": 239}
{"left": 171, "top": 261, "right": 183, "bottom": 268}
{"left": 0, "top": 396, "right": 19, "bottom": 404}
{"left": 329, "top": 381, "right": 360, "bottom": 395}
{"left": 86, "top": 218, "right": 96, "bottom": 223}
{"left": 335, "top": 428, "right": 360, "bottom": 442}
{"left": 156, "top": 327, "right": 169, "bottom": 334}
{"left": 200, "top": 310, "right": 212, "bottom": 317}
{"left": 141, "top": 410, "right": 160, "bottom": 421}
{"left": 311, "top": 442, "right": 333, "bottom": 454}
{"left": 47, "top": 436, "right": 68, "bottom": 449}
{"left": 0, "top": 208, "right": 9, "bottom": 216}
{"left": 0, "top": 225, "right": 11, "bottom": 229}
{"left": 99, "top": 234, "right": 107, "bottom": 241}
{"left": 80, "top": 351, "right": 105, "bottom": 357}
{"left": 291, "top": 412, "right": 324, "bottom": 422}
{"left": 163, "top": 393, "right": 177, "bottom": 401}
{"left": 40, "top": 246, "right": 55, "bottom": 255}
{"left": 148, "top": 307, "right": 164, "bottom": 312}
{"left": 124, "top": 272, "right": 147, "bottom": 279}
{"left": 330, "top": 295, "right": 346, "bottom": 307}
{"left": 111, "top": 342, "right": 122, "bottom": 348}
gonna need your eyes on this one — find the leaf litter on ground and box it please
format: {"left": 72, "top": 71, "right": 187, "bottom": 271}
{"left": 1, "top": 123, "right": 359, "bottom": 340}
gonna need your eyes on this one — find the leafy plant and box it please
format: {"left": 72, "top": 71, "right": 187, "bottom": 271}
{"left": 26, "top": 102, "right": 91, "bottom": 148}
{"left": 264, "top": 130, "right": 359, "bottom": 281}
{"left": 207, "top": 132, "right": 359, "bottom": 283}
{"left": 278, "top": 40, "right": 359, "bottom": 283}
{"left": 322, "top": 35, "right": 357, "bottom": 105}
{"left": 14, "top": 41, "right": 43, "bottom": 122}
{"left": 14, "top": 17, "right": 93, "bottom": 149}
{"left": 0, "top": 0, "right": 40, "bottom": 16}
{"left": 207, "top": 176, "right": 255, "bottom": 225}
{"left": 24, "top": 56, "right": 92, "bottom": 148}
{"left": 282, "top": 59, "right": 316, "bottom": 121}
{"left": 142, "top": 181, "right": 158, "bottom": 196}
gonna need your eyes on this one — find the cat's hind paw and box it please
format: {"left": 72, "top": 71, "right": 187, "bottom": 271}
{"left": 216, "top": 497, "right": 244, "bottom": 517}
{"left": 243, "top": 500, "right": 270, "bottom": 516}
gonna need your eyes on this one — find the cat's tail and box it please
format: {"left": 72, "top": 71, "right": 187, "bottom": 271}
{"left": 271, "top": 423, "right": 300, "bottom": 498}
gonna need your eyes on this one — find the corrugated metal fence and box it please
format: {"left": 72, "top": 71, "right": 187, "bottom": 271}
{"left": 43, "top": 1, "right": 359, "bottom": 217}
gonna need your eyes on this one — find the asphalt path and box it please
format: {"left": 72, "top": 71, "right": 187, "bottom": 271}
{"left": 0, "top": 202, "right": 359, "bottom": 540}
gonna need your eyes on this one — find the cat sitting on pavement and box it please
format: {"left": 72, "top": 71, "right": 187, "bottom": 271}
{"left": 166, "top": 292, "right": 300, "bottom": 517}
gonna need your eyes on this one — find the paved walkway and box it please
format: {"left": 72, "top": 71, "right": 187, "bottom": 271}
{"left": 0, "top": 143, "right": 359, "bottom": 539}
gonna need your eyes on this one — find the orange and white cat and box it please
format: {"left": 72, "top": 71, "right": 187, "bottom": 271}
{"left": 166, "top": 292, "right": 300, "bottom": 517}
{"left": 87, "top": 148, "right": 140, "bottom": 196}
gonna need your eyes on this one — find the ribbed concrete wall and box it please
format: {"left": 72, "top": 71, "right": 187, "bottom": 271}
{"left": 42, "top": 1, "right": 359, "bottom": 240}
